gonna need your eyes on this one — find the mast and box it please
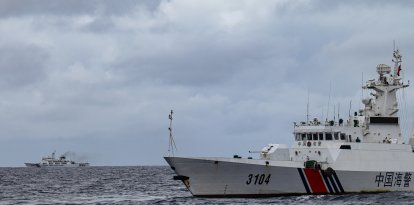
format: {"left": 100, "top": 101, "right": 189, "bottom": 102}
{"left": 306, "top": 90, "right": 309, "bottom": 124}
{"left": 168, "top": 110, "right": 177, "bottom": 156}
{"left": 361, "top": 48, "right": 409, "bottom": 143}
{"left": 326, "top": 83, "right": 331, "bottom": 122}
{"left": 393, "top": 48, "right": 402, "bottom": 77}
{"left": 338, "top": 103, "right": 340, "bottom": 123}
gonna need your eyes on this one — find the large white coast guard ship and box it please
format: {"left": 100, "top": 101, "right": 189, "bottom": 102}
{"left": 165, "top": 49, "right": 414, "bottom": 197}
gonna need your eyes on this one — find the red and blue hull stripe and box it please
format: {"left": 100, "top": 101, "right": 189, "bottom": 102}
{"left": 297, "top": 168, "right": 344, "bottom": 194}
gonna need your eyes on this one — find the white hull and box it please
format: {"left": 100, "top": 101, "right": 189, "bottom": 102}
{"left": 165, "top": 156, "right": 414, "bottom": 196}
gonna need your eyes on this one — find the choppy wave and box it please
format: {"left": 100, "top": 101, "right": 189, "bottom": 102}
{"left": 0, "top": 166, "right": 413, "bottom": 204}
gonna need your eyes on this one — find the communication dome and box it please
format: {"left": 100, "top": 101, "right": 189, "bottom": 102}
{"left": 376, "top": 64, "right": 391, "bottom": 75}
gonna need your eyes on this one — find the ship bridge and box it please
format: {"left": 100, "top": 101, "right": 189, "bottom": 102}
{"left": 293, "top": 49, "right": 408, "bottom": 146}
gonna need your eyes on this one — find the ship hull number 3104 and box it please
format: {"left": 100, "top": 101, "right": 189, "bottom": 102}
{"left": 246, "top": 174, "right": 271, "bottom": 185}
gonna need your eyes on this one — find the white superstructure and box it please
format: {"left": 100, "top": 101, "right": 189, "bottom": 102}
{"left": 25, "top": 151, "right": 89, "bottom": 167}
{"left": 165, "top": 49, "right": 414, "bottom": 196}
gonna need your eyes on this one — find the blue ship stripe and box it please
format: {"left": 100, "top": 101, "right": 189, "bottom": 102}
{"left": 328, "top": 175, "right": 339, "bottom": 193}
{"left": 297, "top": 168, "right": 311, "bottom": 194}
{"left": 333, "top": 171, "right": 345, "bottom": 193}
{"left": 321, "top": 170, "right": 334, "bottom": 193}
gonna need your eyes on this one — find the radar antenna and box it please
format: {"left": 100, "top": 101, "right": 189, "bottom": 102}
{"left": 168, "top": 110, "right": 178, "bottom": 156}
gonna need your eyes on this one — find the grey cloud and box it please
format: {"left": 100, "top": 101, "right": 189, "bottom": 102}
{"left": 0, "top": 0, "right": 161, "bottom": 18}
{"left": 1, "top": 1, "right": 414, "bottom": 166}
{"left": 0, "top": 44, "right": 48, "bottom": 88}
{"left": 305, "top": 0, "right": 414, "bottom": 12}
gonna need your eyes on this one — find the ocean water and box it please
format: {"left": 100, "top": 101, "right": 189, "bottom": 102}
{"left": 1, "top": 166, "right": 414, "bottom": 205}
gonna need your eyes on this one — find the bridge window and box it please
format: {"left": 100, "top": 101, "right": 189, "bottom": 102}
{"left": 307, "top": 134, "right": 312, "bottom": 140}
{"left": 334, "top": 132, "right": 339, "bottom": 140}
{"left": 340, "top": 145, "right": 351, "bottom": 149}
{"left": 295, "top": 133, "right": 301, "bottom": 141}
{"left": 326, "top": 133, "right": 333, "bottom": 140}
{"left": 318, "top": 133, "right": 323, "bottom": 140}
{"left": 302, "top": 134, "right": 306, "bottom": 140}
{"left": 312, "top": 133, "right": 318, "bottom": 140}
{"left": 340, "top": 133, "right": 346, "bottom": 140}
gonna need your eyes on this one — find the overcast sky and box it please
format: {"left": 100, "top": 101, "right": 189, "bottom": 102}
{"left": 1, "top": 0, "right": 414, "bottom": 166}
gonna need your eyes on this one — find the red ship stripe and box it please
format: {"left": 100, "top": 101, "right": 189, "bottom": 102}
{"left": 303, "top": 168, "right": 328, "bottom": 193}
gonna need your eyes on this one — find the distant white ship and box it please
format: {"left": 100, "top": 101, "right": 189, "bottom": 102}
{"left": 25, "top": 151, "right": 89, "bottom": 167}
